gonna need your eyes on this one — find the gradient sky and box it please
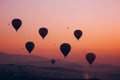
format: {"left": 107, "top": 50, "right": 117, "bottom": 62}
{"left": 0, "top": 0, "right": 120, "bottom": 66}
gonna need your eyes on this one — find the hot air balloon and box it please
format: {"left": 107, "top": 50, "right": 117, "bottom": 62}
{"left": 86, "top": 53, "right": 96, "bottom": 65}
{"left": 60, "top": 43, "right": 71, "bottom": 58}
{"left": 67, "top": 27, "right": 69, "bottom": 30}
{"left": 74, "top": 30, "right": 82, "bottom": 40}
{"left": 51, "top": 59, "right": 56, "bottom": 65}
{"left": 11, "top": 18, "right": 22, "bottom": 32}
{"left": 39, "top": 27, "right": 48, "bottom": 39}
{"left": 25, "top": 41, "right": 35, "bottom": 54}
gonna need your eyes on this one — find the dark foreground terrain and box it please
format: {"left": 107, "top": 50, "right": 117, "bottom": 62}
{"left": 0, "top": 64, "right": 99, "bottom": 80}
{"left": 0, "top": 52, "right": 120, "bottom": 80}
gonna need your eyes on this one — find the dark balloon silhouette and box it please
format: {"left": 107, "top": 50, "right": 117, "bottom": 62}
{"left": 60, "top": 43, "right": 71, "bottom": 58}
{"left": 51, "top": 59, "right": 56, "bottom": 65}
{"left": 25, "top": 41, "right": 35, "bottom": 54}
{"left": 11, "top": 18, "right": 22, "bottom": 31}
{"left": 67, "top": 27, "right": 69, "bottom": 30}
{"left": 86, "top": 53, "right": 96, "bottom": 65}
{"left": 39, "top": 27, "right": 48, "bottom": 39}
{"left": 74, "top": 30, "right": 82, "bottom": 40}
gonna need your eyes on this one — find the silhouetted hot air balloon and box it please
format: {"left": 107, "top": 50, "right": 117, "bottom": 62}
{"left": 25, "top": 41, "right": 35, "bottom": 54}
{"left": 51, "top": 59, "right": 56, "bottom": 65}
{"left": 60, "top": 43, "right": 71, "bottom": 58}
{"left": 11, "top": 18, "right": 22, "bottom": 32}
{"left": 86, "top": 53, "right": 96, "bottom": 65}
{"left": 67, "top": 27, "right": 69, "bottom": 30}
{"left": 74, "top": 30, "right": 82, "bottom": 40}
{"left": 39, "top": 27, "right": 48, "bottom": 39}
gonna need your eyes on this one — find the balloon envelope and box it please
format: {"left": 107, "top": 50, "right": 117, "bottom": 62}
{"left": 25, "top": 41, "right": 35, "bottom": 54}
{"left": 60, "top": 43, "right": 71, "bottom": 58}
{"left": 74, "top": 30, "right": 82, "bottom": 40}
{"left": 12, "top": 18, "right": 22, "bottom": 31}
{"left": 86, "top": 53, "right": 96, "bottom": 65}
{"left": 39, "top": 27, "right": 48, "bottom": 39}
{"left": 51, "top": 59, "right": 56, "bottom": 65}
{"left": 67, "top": 27, "right": 69, "bottom": 30}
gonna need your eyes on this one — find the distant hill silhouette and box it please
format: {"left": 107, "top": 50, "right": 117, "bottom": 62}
{"left": 0, "top": 52, "right": 83, "bottom": 69}
{"left": 0, "top": 52, "right": 48, "bottom": 64}
{"left": 0, "top": 52, "right": 120, "bottom": 80}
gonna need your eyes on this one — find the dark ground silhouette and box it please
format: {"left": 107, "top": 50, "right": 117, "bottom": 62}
{"left": 0, "top": 64, "right": 99, "bottom": 80}
{"left": 0, "top": 52, "right": 120, "bottom": 80}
